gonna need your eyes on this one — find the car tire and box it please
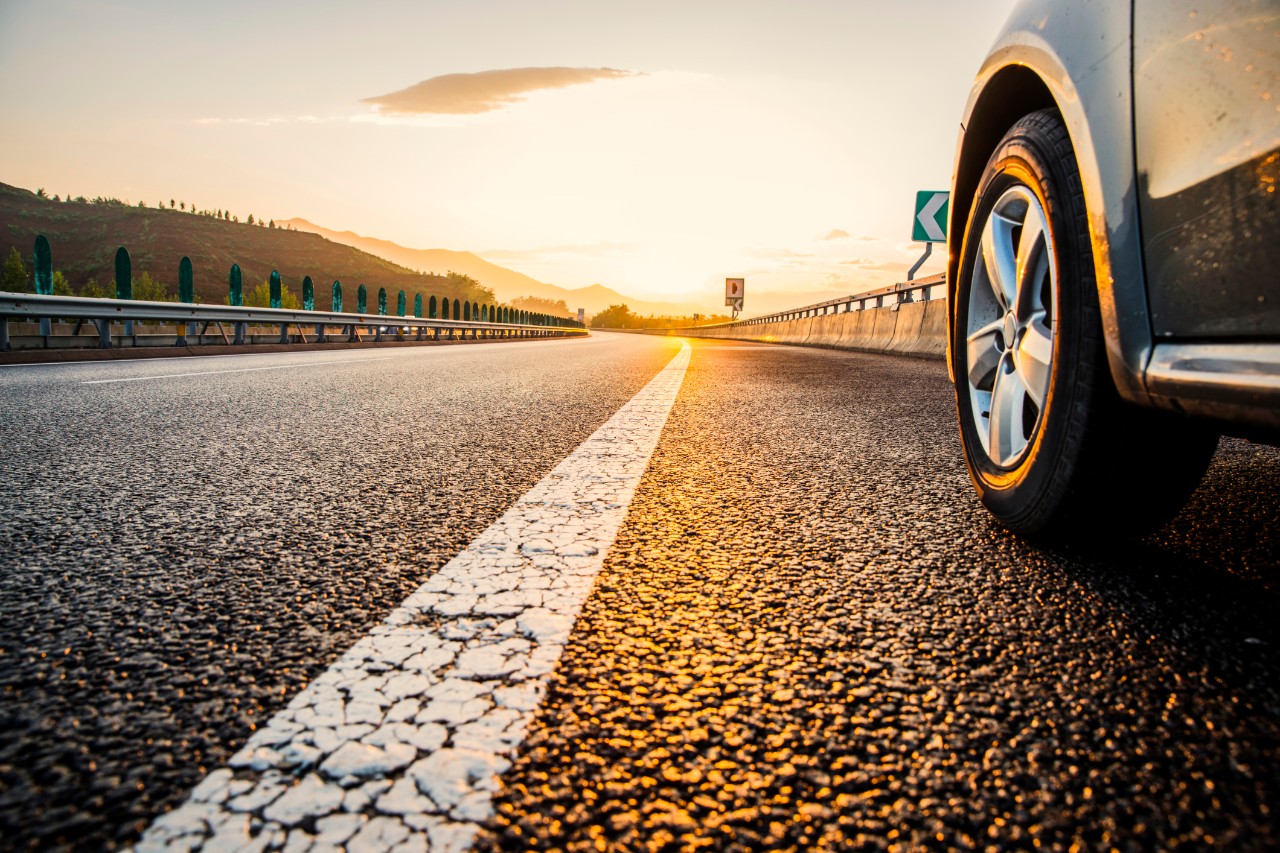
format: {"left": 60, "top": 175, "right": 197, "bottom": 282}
{"left": 952, "top": 109, "right": 1218, "bottom": 538}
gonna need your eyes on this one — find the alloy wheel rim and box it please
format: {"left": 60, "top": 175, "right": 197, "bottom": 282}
{"left": 965, "top": 184, "right": 1057, "bottom": 468}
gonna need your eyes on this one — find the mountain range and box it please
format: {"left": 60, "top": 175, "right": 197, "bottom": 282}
{"left": 278, "top": 219, "right": 712, "bottom": 317}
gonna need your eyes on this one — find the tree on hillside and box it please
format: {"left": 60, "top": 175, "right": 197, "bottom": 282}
{"left": 52, "top": 271, "right": 72, "bottom": 296}
{"left": 512, "top": 295, "right": 572, "bottom": 318}
{"left": 247, "top": 214, "right": 255, "bottom": 226}
{"left": 35, "top": 188, "right": 46, "bottom": 198}
{"left": 3, "top": 247, "right": 29, "bottom": 292}
{"left": 132, "top": 271, "right": 169, "bottom": 301}
{"left": 80, "top": 278, "right": 109, "bottom": 298}
{"left": 243, "top": 281, "right": 300, "bottom": 309}
{"left": 445, "top": 271, "right": 495, "bottom": 303}
{"left": 170, "top": 199, "right": 176, "bottom": 209}
{"left": 590, "top": 303, "right": 639, "bottom": 328}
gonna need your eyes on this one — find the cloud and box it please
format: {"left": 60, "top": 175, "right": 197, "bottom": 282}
{"left": 363, "top": 67, "right": 640, "bottom": 116}
{"left": 820, "top": 229, "right": 850, "bottom": 240}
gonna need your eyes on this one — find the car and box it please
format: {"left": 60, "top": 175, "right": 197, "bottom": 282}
{"left": 946, "top": 0, "right": 1279, "bottom": 537}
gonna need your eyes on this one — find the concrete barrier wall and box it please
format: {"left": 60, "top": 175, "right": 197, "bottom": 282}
{"left": 662, "top": 299, "right": 948, "bottom": 360}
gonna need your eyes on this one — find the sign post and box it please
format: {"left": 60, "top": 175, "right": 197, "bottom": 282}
{"left": 907, "top": 191, "right": 949, "bottom": 291}
{"left": 725, "top": 277, "right": 745, "bottom": 318}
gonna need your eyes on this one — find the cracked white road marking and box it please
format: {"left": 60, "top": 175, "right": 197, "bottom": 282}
{"left": 134, "top": 340, "right": 692, "bottom": 852}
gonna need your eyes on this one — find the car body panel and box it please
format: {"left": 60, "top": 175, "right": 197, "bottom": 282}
{"left": 948, "top": 0, "right": 1154, "bottom": 404}
{"left": 1134, "top": 0, "right": 1280, "bottom": 338}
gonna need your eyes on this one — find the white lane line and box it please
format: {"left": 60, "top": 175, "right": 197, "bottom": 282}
{"left": 135, "top": 340, "right": 692, "bottom": 853}
{"left": 83, "top": 357, "right": 393, "bottom": 384}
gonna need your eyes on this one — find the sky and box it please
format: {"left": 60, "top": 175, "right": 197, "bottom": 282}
{"left": 0, "top": 0, "right": 1018, "bottom": 311}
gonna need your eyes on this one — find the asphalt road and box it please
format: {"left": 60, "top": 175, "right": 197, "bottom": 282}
{"left": 1, "top": 333, "right": 1277, "bottom": 851}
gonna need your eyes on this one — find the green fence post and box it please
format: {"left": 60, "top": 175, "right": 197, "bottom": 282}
{"left": 230, "top": 262, "right": 245, "bottom": 344}
{"left": 357, "top": 284, "right": 367, "bottom": 314}
{"left": 303, "top": 275, "right": 314, "bottom": 311}
{"left": 270, "top": 270, "right": 287, "bottom": 343}
{"left": 429, "top": 294, "right": 437, "bottom": 319}
{"left": 177, "top": 256, "right": 194, "bottom": 346}
{"left": 179, "top": 256, "right": 194, "bottom": 304}
{"left": 330, "top": 280, "right": 343, "bottom": 343}
{"left": 34, "top": 235, "right": 51, "bottom": 295}
{"left": 34, "top": 235, "right": 52, "bottom": 340}
{"left": 414, "top": 293, "right": 422, "bottom": 318}
{"left": 378, "top": 287, "right": 387, "bottom": 316}
{"left": 397, "top": 290, "right": 406, "bottom": 317}
{"left": 115, "top": 247, "right": 134, "bottom": 339}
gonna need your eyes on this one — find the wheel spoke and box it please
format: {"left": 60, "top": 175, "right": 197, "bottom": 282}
{"left": 988, "top": 360, "right": 1028, "bottom": 465}
{"left": 1014, "top": 203, "right": 1048, "bottom": 319}
{"left": 1016, "top": 316, "right": 1053, "bottom": 408}
{"left": 981, "top": 210, "right": 1019, "bottom": 313}
{"left": 966, "top": 320, "right": 1004, "bottom": 389}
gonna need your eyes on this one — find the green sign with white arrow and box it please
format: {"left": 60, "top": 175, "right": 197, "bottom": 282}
{"left": 911, "top": 190, "right": 949, "bottom": 243}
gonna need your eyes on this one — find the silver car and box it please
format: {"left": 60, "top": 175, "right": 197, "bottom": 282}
{"left": 947, "top": 0, "right": 1279, "bottom": 536}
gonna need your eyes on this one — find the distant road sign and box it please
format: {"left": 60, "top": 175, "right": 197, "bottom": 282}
{"left": 577, "top": 307, "right": 585, "bottom": 324}
{"left": 725, "top": 277, "right": 744, "bottom": 311}
{"left": 912, "top": 191, "right": 949, "bottom": 243}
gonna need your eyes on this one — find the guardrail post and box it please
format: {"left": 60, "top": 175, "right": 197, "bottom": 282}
{"left": 177, "top": 256, "right": 194, "bottom": 345}
{"left": 34, "top": 236, "right": 52, "bottom": 341}
{"left": 229, "top": 263, "right": 246, "bottom": 344}
{"left": 0, "top": 318, "right": 9, "bottom": 351}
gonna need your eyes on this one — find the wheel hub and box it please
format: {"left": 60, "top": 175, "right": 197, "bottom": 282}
{"left": 964, "top": 184, "right": 1057, "bottom": 468}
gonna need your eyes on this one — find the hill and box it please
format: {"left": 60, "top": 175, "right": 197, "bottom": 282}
{"left": 0, "top": 184, "right": 492, "bottom": 307}
{"left": 279, "top": 218, "right": 708, "bottom": 317}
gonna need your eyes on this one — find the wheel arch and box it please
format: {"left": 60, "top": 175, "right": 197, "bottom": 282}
{"left": 947, "top": 14, "right": 1154, "bottom": 405}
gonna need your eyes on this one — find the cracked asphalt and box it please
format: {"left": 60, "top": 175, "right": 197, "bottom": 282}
{"left": 1, "top": 333, "right": 1277, "bottom": 851}
{"left": 0, "top": 335, "right": 678, "bottom": 851}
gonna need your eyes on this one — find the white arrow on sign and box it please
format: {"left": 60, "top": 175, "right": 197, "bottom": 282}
{"left": 916, "top": 192, "right": 948, "bottom": 242}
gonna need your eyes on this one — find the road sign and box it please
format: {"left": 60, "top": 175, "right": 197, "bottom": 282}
{"left": 912, "top": 191, "right": 949, "bottom": 243}
{"left": 725, "top": 277, "right": 745, "bottom": 312}
{"left": 577, "top": 307, "right": 585, "bottom": 324}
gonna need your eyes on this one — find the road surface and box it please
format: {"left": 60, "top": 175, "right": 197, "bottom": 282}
{"left": 0, "top": 333, "right": 1276, "bottom": 851}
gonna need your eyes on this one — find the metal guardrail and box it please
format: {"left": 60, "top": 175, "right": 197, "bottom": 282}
{"left": 0, "top": 291, "right": 587, "bottom": 351}
{"left": 665, "top": 273, "right": 946, "bottom": 331}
